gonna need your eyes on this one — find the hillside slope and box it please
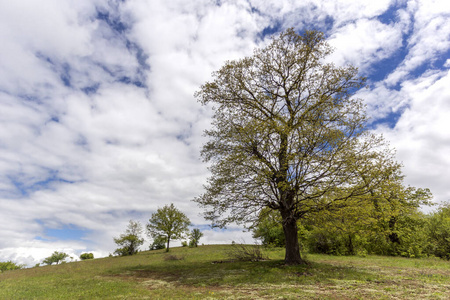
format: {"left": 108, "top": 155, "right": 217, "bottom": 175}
{"left": 1, "top": 245, "right": 449, "bottom": 299}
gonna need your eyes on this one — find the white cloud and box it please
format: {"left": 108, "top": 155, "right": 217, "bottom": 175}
{"left": 375, "top": 70, "right": 450, "bottom": 204}
{"left": 248, "top": 0, "right": 393, "bottom": 29}
{"left": 356, "top": 83, "right": 406, "bottom": 121}
{"left": 201, "top": 228, "right": 254, "bottom": 245}
{"left": 444, "top": 59, "right": 450, "bottom": 68}
{"left": 328, "top": 18, "right": 403, "bottom": 70}
{"left": 385, "top": 0, "right": 450, "bottom": 86}
{"left": 316, "top": 0, "right": 393, "bottom": 26}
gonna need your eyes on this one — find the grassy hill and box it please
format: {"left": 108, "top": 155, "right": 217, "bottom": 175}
{"left": 1, "top": 245, "right": 450, "bottom": 299}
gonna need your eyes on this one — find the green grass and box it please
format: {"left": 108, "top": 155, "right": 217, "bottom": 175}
{"left": 1, "top": 245, "right": 450, "bottom": 299}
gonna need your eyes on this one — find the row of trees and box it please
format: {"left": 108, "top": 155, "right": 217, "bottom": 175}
{"left": 249, "top": 168, "right": 433, "bottom": 256}
{"left": 40, "top": 251, "right": 94, "bottom": 266}
{"left": 16, "top": 251, "right": 94, "bottom": 267}
{"left": 22, "top": 204, "right": 198, "bottom": 267}
{"left": 113, "top": 203, "right": 203, "bottom": 256}
{"left": 253, "top": 200, "right": 450, "bottom": 259}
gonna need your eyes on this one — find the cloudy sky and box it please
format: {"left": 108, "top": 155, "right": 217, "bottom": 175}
{"left": 1, "top": 0, "right": 449, "bottom": 266}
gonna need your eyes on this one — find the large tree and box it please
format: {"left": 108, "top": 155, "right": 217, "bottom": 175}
{"left": 194, "top": 29, "right": 399, "bottom": 265}
{"left": 147, "top": 203, "right": 191, "bottom": 252}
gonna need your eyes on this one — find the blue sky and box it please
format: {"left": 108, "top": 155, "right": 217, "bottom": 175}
{"left": 0, "top": 0, "right": 449, "bottom": 266}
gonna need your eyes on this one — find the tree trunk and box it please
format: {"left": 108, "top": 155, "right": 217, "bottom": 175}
{"left": 166, "top": 236, "right": 170, "bottom": 252}
{"left": 347, "top": 234, "right": 354, "bottom": 255}
{"left": 281, "top": 211, "right": 306, "bottom": 265}
{"left": 278, "top": 132, "right": 305, "bottom": 265}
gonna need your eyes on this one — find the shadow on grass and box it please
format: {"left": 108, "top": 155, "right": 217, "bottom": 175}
{"left": 109, "top": 258, "right": 379, "bottom": 287}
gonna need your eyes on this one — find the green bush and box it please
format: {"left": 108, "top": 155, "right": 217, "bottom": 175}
{"left": 150, "top": 236, "right": 166, "bottom": 250}
{"left": 80, "top": 253, "right": 94, "bottom": 260}
{"left": 307, "top": 229, "right": 349, "bottom": 255}
{"left": 0, "top": 261, "right": 24, "bottom": 272}
{"left": 427, "top": 203, "right": 450, "bottom": 259}
{"left": 252, "top": 209, "right": 285, "bottom": 248}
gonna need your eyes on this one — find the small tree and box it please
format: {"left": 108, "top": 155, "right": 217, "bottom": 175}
{"left": 113, "top": 220, "right": 144, "bottom": 256}
{"left": 189, "top": 228, "right": 203, "bottom": 247}
{"left": 79, "top": 253, "right": 94, "bottom": 260}
{"left": 147, "top": 203, "right": 191, "bottom": 252}
{"left": 42, "top": 251, "right": 69, "bottom": 265}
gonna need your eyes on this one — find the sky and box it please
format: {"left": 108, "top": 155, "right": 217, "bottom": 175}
{"left": 0, "top": 0, "right": 449, "bottom": 266}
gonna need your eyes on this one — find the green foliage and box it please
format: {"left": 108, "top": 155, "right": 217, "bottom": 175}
{"left": 114, "top": 220, "right": 144, "bottom": 256}
{"left": 0, "top": 261, "right": 24, "bottom": 272}
{"left": 149, "top": 235, "right": 167, "bottom": 250}
{"left": 378, "top": 211, "right": 430, "bottom": 258}
{"left": 427, "top": 202, "right": 450, "bottom": 259}
{"left": 181, "top": 241, "right": 188, "bottom": 247}
{"left": 297, "top": 171, "right": 433, "bottom": 258}
{"left": 251, "top": 175, "right": 434, "bottom": 259}
{"left": 147, "top": 203, "right": 191, "bottom": 252}
{"left": 252, "top": 208, "right": 285, "bottom": 248}
{"left": 42, "top": 251, "right": 69, "bottom": 265}
{"left": 189, "top": 228, "right": 203, "bottom": 247}
{"left": 79, "top": 253, "right": 94, "bottom": 260}
{"left": 194, "top": 28, "right": 401, "bottom": 265}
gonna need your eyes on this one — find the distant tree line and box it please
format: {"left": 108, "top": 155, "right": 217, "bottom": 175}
{"left": 6, "top": 204, "right": 202, "bottom": 268}
{"left": 113, "top": 203, "right": 203, "bottom": 256}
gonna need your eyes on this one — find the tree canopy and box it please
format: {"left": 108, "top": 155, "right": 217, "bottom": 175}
{"left": 147, "top": 203, "right": 191, "bottom": 252}
{"left": 194, "top": 28, "right": 401, "bottom": 264}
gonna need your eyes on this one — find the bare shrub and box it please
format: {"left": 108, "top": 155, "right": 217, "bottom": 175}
{"left": 163, "top": 254, "right": 184, "bottom": 261}
{"left": 226, "top": 242, "right": 268, "bottom": 262}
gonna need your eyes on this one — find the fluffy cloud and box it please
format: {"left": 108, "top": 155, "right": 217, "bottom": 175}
{"left": 377, "top": 70, "right": 450, "bottom": 205}
{"left": 385, "top": 0, "right": 450, "bottom": 86}
{"left": 328, "top": 18, "right": 403, "bottom": 70}
{"left": 0, "top": 0, "right": 261, "bottom": 266}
